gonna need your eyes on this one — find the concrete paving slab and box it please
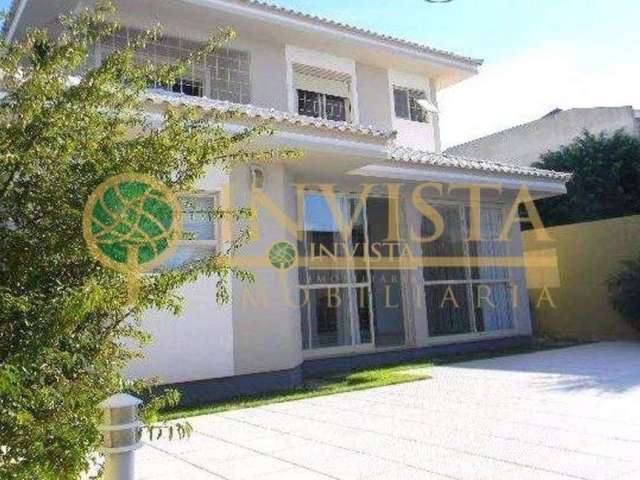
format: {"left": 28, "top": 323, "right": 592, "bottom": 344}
{"left": 136, "top": 342, "right": 640, "bottom": 480}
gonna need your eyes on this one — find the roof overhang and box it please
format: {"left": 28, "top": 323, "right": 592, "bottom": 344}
{"left": 347, "top": 164, "right": 567, "bottom": 199}
{"left": 5, "top": 0, "right": 482, "bottom": 90}
{"left": 177, "top": 0, "right": 481, "bottom": 89}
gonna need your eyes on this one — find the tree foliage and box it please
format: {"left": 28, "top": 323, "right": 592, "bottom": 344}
{"left": 532, "top": 130, "right": 640, "bottom": 227}
{"left": 0, "top": 2, "right": 298, "bottom": 478}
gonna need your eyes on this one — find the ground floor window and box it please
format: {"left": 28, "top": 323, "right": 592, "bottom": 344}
{"left": 421, "top": 202, "right": 514, "bottom": 337}
{"left": 163, "top": 193, "right": 218, "bottom": 269}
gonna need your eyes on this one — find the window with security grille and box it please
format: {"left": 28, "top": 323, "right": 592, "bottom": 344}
{"left": 393, "top": 87, "right": 429, "bottom": 123}
{"left": 293, "top": 64, "right": 352, "bottom": 122}
{"left": 99, "top": 29, "right": 251, "bottom": 104}
{"left": 297, "top": 90, "right": 322, "bottom": 118}
{"left": 171, "top": 78, "right": 204, "bottom": 97}
{"left": 324, "top": 94, "right": 347, "bottom": 122}
{"left": 297, "top": 89, "right": 348, "bottom": 122}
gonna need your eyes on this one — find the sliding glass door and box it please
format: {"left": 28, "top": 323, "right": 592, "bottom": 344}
{"left": 421, "top": 202, "right": 514, "bottom": 338}
{"left": 299, "top": 192, "right": 374, "bottom": 353}
{"left": 299, "top": 191, "right": 408, "bottom": 354}
{"left": 366, "top": 197, "right": 406, "bottom": 347}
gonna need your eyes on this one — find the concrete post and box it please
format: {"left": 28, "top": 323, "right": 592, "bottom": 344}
{"left": 99, "top": 393, "right": 143, "bottom": 480}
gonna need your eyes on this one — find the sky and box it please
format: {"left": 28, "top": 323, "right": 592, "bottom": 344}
{"left": 2, "top": 0, "right": 640, "bottom": 147}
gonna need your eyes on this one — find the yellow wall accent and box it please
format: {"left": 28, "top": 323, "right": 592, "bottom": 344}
{"left": 523, "top": 215, "right": 640, "bottom": 340}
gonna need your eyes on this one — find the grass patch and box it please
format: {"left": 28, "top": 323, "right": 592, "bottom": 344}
{"left": 160, "top": 337, "right": 587, "bottom": 421}
{"left": 160, "top": 365, "right": 429, "bottom": 421}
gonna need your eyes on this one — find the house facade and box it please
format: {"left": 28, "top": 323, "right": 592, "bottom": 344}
{"left": 7, "top": 0, "right": 571, "bottom": 403}
{"left": 446, "top": 106, "right": 640, "bottom": 167}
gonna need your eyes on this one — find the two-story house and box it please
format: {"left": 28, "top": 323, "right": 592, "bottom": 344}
{"left": 6, "top": 0, "right": 571, "bottom": 404}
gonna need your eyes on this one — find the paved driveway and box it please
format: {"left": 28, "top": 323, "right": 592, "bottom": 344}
{"left": 137, "top": 342, "right": 640, "bottom": 479}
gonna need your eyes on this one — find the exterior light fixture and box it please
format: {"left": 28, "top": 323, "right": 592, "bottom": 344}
{"left": 99, "top": 393, "right": 143, "bottom": 480}
{"left": 250, "top": 165, "right": 265, "bottom": 190}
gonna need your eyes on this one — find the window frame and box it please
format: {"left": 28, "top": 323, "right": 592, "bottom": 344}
{"left": 421, "top": 199, "right": 516, "bottom": 339}
{"left": 99, "top": 29, "right": 251, "bottom": 103}
{"left": 178, "top": 191, "right": 220, "bottom": 248}
{"left": 393, "top": 86, "right": 429, "bottom": 123}
{"left": 296, "top": 88, "right": 350, "bottom": 122}
{"left": 298, "top": 190, "right": 376, "bottom": 355}
{"left": 170, "top": 77, "right": 204, "bottom": 98}
{"left": 155, "top": 191, "right": 220, "bottom": 271}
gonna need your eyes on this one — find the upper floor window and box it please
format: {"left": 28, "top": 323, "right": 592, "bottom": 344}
{"left": 293, "top": 64, "right": 352, "bottom": 122}
{"left": 170, "top": 77, "right": 204, "bottom": 97}
{"left": 149, "top": 76, "right": 205, "bottom": 98}
{"left": 100, "top": 30, "right": 251, "bottom": 104}
{"left": 393, "top": 87, "right": 429, "bottom": 123}
{"left": 297, "top": 90, "right": 348, "bottom": 122}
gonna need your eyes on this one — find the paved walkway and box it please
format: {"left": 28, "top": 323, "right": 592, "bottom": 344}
{"left": 136, "top": 342, "right": 640, "bottom": 479}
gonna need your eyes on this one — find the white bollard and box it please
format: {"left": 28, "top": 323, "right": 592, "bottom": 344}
{"left": 99, "top": 393, "right": 143, "bottom": 480}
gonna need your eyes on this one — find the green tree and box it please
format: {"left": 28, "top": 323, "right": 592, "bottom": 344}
{"left": 608, "top": 255, "right": 640, "bottom": 332}
{"left": 532, "top": 129, "right": 640, "bottom": 227}
{"left": 0, "top": 2, "right": 298, "bottom": 478}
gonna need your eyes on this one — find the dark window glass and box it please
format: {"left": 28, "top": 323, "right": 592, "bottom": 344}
{"left": 472, "top": 283, "right": 514, "bottom": 332}
{"left": 393, "top": 88, "right": 410, "bottom": 119}
{"left": 170, "top": 78, "right": 203, "bottom": 97}
{"left": 357, "top": 287, "right": 372, "bottom": 344}
{"left": 394, "top": 87, "right": 428, "bottom": 123}
{"left": 367, "top": 197, "right": 406, "bottom": 347}
{"left": 297, "top": 90, "right": 348, "bottom": 121}
{"left": 325, "top": 94, "right": 347, "bottom": 122}
{"left": 408, "top": 90, "right": 427, "bottom": 123}
{"left": 421, "top": 203, "right": 467, "bottom": 282}
{"left": 304, "top": 288, "right": 352, "bottom": 348}
{"left": 297, "top": 89, "right": 322, "bottom": 118}
{"left": 425, "top": 283, "right": 473, "bottom": 336}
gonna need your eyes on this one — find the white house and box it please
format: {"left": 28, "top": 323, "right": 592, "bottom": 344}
{"left": 6, "top": 0, "right": 571, "bottom": 404}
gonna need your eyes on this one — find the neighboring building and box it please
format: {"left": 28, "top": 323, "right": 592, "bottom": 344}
{"left": 446, "top": 106, "right": 640, "bottom": 167}
{"left": 7, "top": 0, "right": 570, "bottom": 403}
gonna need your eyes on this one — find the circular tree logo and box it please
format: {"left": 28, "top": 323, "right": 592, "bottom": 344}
{"left": 83, "top": 173, "right": 182, "bottom": 301}
{"left": 268, "top": 241, "right": 297, "bottom": 270}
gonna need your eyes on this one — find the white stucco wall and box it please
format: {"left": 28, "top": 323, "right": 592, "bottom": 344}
{"left": 229, "top": 164, "right": 303, "bottom": 376}
{"left": 356, "top": 63, "right": 393, "bottom": 130}
{"left": 125, "top": 280, "right": 234, "bottom": 384}
{"left": 124, "top": 167, "right": 235, "bottom": 384}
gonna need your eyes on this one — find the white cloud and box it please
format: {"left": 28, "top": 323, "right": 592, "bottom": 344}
{"left": 439, "top": 42, "right": 640, "bottom": 149}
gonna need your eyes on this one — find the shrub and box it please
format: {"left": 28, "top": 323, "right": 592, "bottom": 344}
{"left": 0, "top": 2, "right": 299, "bottom": 479}
{"left": 608, "top": 256, "right": 640, "bottom": 331}
{"left": 532, "top": 130, "right": 640, "bottom": 228}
